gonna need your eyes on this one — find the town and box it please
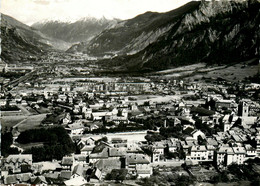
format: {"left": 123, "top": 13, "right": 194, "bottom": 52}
{"left": 1, "top": 62, "right": 260, "bottom": 185}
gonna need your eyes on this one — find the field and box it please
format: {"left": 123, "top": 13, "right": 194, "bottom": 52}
{"left": 154, "top": 60, "right": 259, "bottom": 82}
{"left": 16, "top": 114, "right": 47, "bottom": 132}
{"left": 1, "top": 103, "right": 47, "bottom": 132}
{"left": 156, "top": 63, "right": 206, "bottom": 74}
{"left": 200, "top": 63, "right": 259, "bottom": 81}
{"left": 1, "top": 116, "right": 27, "bottom": 130}
{"left": 15, "top": 142, "right": 44, "bottom": 150}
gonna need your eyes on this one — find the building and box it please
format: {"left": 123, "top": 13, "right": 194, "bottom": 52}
{"left": 245, "top": 144, "right": 257, "bottom": 160}
{"left": 67, "top": 123, "right": 85, "bottom": 136}
{"left": 152, "top": 141, "right": 166, "bottom": 162}
{"left": 216, "top": 100, "right": 235, "bottom": 109}
{"left": 191, "top": 130, "right": 206, "bottom": 140}
{"left": 216, "top": 146, "right": 234, "bottom": 167}
{"left": 125, "top": 154, "right": 152, "bottom": 178}
{"left": 238, "top": 101, "right": 249, "bottom": 117}
{"left": 216, "top": 146, "right": 246, "bottom": 167}
{"left": 2, "top": 155, "right": 32, "bottom": 174}
{"left": 61, "top": 157, "right": 74, "bottom": 170}
{"left": 187, "top": 145, "right": 208, "bottom": 162}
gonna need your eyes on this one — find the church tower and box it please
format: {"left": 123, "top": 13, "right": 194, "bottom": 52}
{"left": 238, "top": 101, "right": 249, "bottom": 117}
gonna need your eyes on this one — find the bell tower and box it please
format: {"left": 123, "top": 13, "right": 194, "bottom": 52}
{"left": 238, "top": 101, "right": 249, "bottom": 117}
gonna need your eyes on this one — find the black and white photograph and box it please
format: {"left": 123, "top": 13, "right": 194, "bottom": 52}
{"left": 0, "top": 0, "right": 260, "bottom": 185}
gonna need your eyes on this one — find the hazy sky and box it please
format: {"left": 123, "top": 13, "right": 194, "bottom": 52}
{"left": 0, "top": 0, "right": 192, "bottom": 25}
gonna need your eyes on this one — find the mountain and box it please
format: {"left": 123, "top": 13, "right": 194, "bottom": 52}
{"left": 68, "top": 1, "right": 260, "bottom": 72}
{"left": 32, "top": 17, "right": 118, "bottom": 44}
{"left": 66, "top": 3, "right": 199, "bottom": 55}
{"left": 1, "top": 13, "right": 71, "bottom": 63}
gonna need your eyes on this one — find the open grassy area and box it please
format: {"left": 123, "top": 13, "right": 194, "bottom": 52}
{"left": 154, "top": 58, "right": 259, "bottom": 82}
{"left": 156, "top": 63, "right": 206, "bottom": 74}
{"left": 1, "top": 116, "right": 27, "bottom": 130}
{"left": 203, "top": 63, "right": 259, "bottom": 81}
{"left": 16, "top": 114, "right": 47, "bottom": 132}
{"left": 15, "top": 142, "right": 44, "bottom": 150}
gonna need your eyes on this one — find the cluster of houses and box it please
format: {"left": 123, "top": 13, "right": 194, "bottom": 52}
{"left": 1, "top": 137, "right": 153, "bottom": 185}
{"left": 1, "top": 74, "right": 260, "bottom": 184}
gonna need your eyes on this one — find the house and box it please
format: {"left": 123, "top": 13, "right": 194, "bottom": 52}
{"left": 215, "top": 99, "right": 235, "bottom": 109}
{"left": 64, "top": 176, "right": 87, "bottom": 186}
{"left": 216, "top": 146, "right": 246, "bottom": 167}
{"left": 108, "top": 148, "right": 126, "bottom": 159}
{"left": 21, "top": 100, "right": 28, "bottom": 106}
{"left": 223, "top": 114, "right": 239, "bottom": 132}
{"left": 111, "top": 138, "right": 127, "bottom": 144}
{"left": 125, "top": 154, "right": 152, "bottom": 178}
{"left": 232, "top": 147, "right": 246, "bottom": 165}
{"left": 216, "top": 146, "right": 234, "bottom": 167}
{"left": 167, "top": 138, "right": 178, "bottom": 153}
{"left": 57, "top": 94, "right": 67, "bottom": 102}
{"left": 191, "top": 130, "right": 206, "bottom": 140}
{"left": 245, "top": 144, "right": 257, "bottom": 160}
{"left": 81, "top": 146, "right": 95, "bottom": 156}
{"left": 31, "top": 176, "right": 48, "bottom": 185}
{"left": 153, "top": 141, "right": 166, "bottom": 162}
{"left": 110, "top": 116, "right": 129, "bottom": 124}
{"left": 60, "top": 170, "right": 72, "bottom": 180}
{"left": 4, "top": 173, "right": 32, "bottom": 185}
{"left": 0, "top": 99, "right": 7, "bottom": 106}
{"left": 61, "top": 157, "right": 74, "bottom": 170}
{"left": 71, "top": 164, "right": 84, "bottom": 178}
{"left": 89, "top": 147, "right": 109, "bottom": 163}
{"left": 91, "top": 112, "right": 111, "bottom": 121}
{"left": 241, "top": 116, "right": 257, "bottom": 126}
{"left": 84, "top": 121, "right": 103, "bottom": 131}
{"left": 206, "top": 145, "right": 215, "bottom": 161}
{"left": 2, "top": 154, "right": 32, "bottom": 174}
{"left": 68, "top": 123, "right": 85, "bottom": 136}
{"left": 84, "top": 137, "right": 96, "bottom": 146}
{"left": 84, "top": 109, "right": 92, "bottom": 119}
{"left": 206, "top": 137, "right": 218, "bottom": 147}
{"left": 183, "top": 124, "right": 195, "bottom": 131}
{"left": 187, "top": 145, "right": 208, "bottom": 162}
{"left": 94, "top": 159, "right": 122, "bottom": 172}
{"left": 74, "top": 155, "right": 88, "bottom": 165}
{"left": 63, "top": 113, "right": 71, "bottom": 125}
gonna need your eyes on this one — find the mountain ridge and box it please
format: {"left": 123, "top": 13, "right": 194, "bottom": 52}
{"left": 67, "top": 1, "right": 201, "bottom": 55}
{"left": 1, "top": 13, "right": 71, "bottom": 63}
{"left": 32, "top": 17, "right": 119, "bottom": 43}
{"left": 79, "top": 0, "right": 260, "bottom": 72}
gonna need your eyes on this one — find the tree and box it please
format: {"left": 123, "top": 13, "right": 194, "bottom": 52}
{"left": 117, "top": 110, "right": 123, "bottom": 116}
{"left": 18, "top": 127, "right": 75, "bottom": 162}
{"left": 2, "top": 132, "right": 14, "bottom": 157}
{"left": 175, "top": 175, "right": 195, "bottom": 186}
{"left": 212, "top": 171, "right": 229, "bottom": 183}
{"left": 144, "top": 101, "right": 150, "bottom": 106}
{"left": 105, "top": 169, "right": 128, "bottom": 183}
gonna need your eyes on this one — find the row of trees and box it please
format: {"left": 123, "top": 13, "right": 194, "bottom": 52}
{"left": 1, "top": 132, "right": 20, "bottom": 157}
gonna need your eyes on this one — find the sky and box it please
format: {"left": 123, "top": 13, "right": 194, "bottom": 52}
{"left": 0, "top": 0, "right": 192, "bottom": 25}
